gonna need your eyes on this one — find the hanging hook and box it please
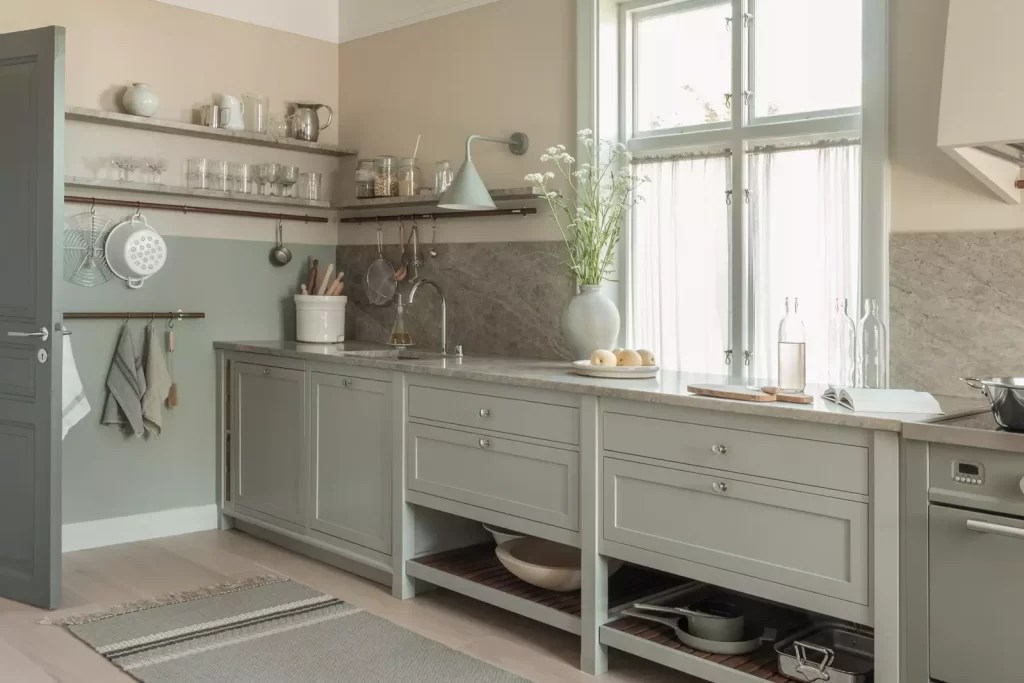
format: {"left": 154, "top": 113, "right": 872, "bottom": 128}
{"left": 90, "top": 198, "right": 96, "bottom": 216}
{"left": 134, "top": 201, "right": 142, "bottom": 218}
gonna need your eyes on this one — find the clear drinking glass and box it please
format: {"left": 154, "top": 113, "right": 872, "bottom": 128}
{"left": 256, "top": 162, "right": 279, "bottom": 196}
{"left": 777, "top": 297, "right": 807, "bottom": 393}
{"left": 277, "top": 165, "right": 299, "bottom": 198}
{"left": 828, "top": 297, "right": 857, "bottom": 388}
{"left": 209, "top": 160, "right": 229, "bottom": 191}
{"left": 242, "top": 93, "right": 269, "bottom": 134}
{"left": 231, "top": 162, "right": 254, "bottom": 194}
{"left": 434, "top": 160, "right": 454, "bottom": 194}
{"left": 857, "top": 298, "right": 888, "bottom": 388}
{"left": 268, "top": 117, "right": 290, "bottom": 139}
{"left": 399, "top": 157, "right": 421, "bottom": 197}
{"left": 300, "top": 172, "right": 322, "bottom": 201}
{"left": 187, "top": 158, "right": 209, "bottom": 189}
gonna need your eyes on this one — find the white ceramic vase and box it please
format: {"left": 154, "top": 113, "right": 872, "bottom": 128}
{"left": 122, "top": 83, "right": 159, "bottom": 118}
{"left": 561, "top": 284, "right": 620, "bottom": 360}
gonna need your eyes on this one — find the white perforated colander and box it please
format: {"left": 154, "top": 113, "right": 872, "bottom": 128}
{"left": 104, "top": 212, "right": 167, "bottom": 289}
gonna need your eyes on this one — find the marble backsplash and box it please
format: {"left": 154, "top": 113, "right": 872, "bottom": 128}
{"left": 337, "top": 241, "right": 573, "bottom": 359}
{"left": 891, "top": 229, "right": 1024, "bottom": 398}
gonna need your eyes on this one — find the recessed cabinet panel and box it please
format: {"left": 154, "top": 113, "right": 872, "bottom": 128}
{"left": 408, "top": 423, "right": 579, "bottom": 530}
{"left": 310, "top": 373, "right": 391, "bottom": 554}
{"left": 231, "top": 363, "right": 307, "bottom": 525}
{"left": 603, "top": 457, "right": 868, "bottom": 604}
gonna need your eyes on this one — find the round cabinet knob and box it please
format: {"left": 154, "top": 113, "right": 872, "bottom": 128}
{"left": 478, "top": 438, "right": 492, "bottom": 449}
{"left": 712, "top": 481, "right": 728, "bottom": 494}
{"left": 711, "top": 444, "right": 728, "bottom": 455}
{"left": 343, "top": 378, "right": 354, "bottom": 387}
{"left": 479, "top": 408, "right": 492, "bottom": 418}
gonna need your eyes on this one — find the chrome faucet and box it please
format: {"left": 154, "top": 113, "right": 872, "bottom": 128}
{"left": 407, "top": 279, "right": 452, "bottom": 356}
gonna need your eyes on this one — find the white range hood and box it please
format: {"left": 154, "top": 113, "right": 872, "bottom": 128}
{"left": 939, "top": 0, "right": 1024, "bottom": 203}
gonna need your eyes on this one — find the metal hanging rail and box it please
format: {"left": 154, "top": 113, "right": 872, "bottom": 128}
{"left": 338, "top": 207, "right": 537, "bottom": 224}
{"left": 64, "top": 195, "right": 330, "bottom": 224}
{"left": 64, "top": 311, "right": 206, "bottom": 320}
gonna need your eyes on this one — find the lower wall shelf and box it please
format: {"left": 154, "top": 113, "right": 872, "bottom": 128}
{"left": 407, "top": 544, "right": 688, "bottom": 636}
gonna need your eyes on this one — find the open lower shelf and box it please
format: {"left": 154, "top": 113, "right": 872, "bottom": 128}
{"left": 65, "top": 176, "right": 332, "bottom": 210}
{"left": 601, "top": 589, "right": 813, "bottom": 683}
{"left": 407, "top": 544, "right": 688, "bottom": 636}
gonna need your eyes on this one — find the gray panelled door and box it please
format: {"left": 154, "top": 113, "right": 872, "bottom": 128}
{"left": 0, "top": 26, "right": 65, "bottom": 609}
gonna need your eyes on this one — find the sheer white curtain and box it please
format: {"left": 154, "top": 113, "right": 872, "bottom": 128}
{"left": 629, "top": 156, "right": 731, "bottom": 373}
{"left": 748, "top": 143, "right": 861, "bottom": 384}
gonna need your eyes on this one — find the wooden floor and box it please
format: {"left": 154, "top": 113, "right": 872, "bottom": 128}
{"left": 0, "top": 529, "right": 698, "bottom": 682}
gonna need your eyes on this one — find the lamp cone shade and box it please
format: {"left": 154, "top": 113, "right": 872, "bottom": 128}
{"left": 438, "top": 158, "right": 496, "bottom": 211}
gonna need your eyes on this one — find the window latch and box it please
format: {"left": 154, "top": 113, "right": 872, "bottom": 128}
{"left": 744, "top": 189, "right": 751, "bottom": 204}
{"left": 744, "top": 350, "right": 753, "bottom": 367}
{"left": 725, "top": 16, "right": 732, "bottom": 30}
{"left": 743, "top": 90, "right": 753, "bottom": 107}
{"left": 724, "top": 93, "right": 732, "bottom": 109}
{"left": 724, "top": 349, "right": 734, "bottom": 366}
{"left": 743, "top": 12, "right": 753, "bottom": 28}
{"left": 725, "top": 190, "right": 734, "bottom": 206}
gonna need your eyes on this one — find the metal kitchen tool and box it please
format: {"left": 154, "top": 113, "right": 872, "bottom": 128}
{"left": 270, "top": 220, "right": 292, "bottom": 267}
{"left": 366, "top": 227, "right": 397, "bottom": 305}
{"left": 621, "top": 609, "right": 774, "bottom": 656}
{"left": 775, "top": 623, "right": 873, "bottom": 683}
{"left": 63, "top": 208, "right": 116, "bottom": 286}
{"left": 289, "top": 102, "right": 334, "bottom": 142}
{"left": 631, "top": 600, "right": 744, "bottom": 641}
{"left": 961, "top": 377, "right": 1024, "bottom": 431}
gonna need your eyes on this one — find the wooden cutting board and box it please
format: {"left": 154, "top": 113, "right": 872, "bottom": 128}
{"left": 687, "top": 384, "right": 777, "bottom": 402}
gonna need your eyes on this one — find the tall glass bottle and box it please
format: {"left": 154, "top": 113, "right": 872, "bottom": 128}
{"left": 857, "top": 298, "right": 888, "bottom": 388}
{"left": 828, "top": 297, "right": 857, "bottom": 388}
{"left": 777, "top": 297, "right": 807, "bottom": 393}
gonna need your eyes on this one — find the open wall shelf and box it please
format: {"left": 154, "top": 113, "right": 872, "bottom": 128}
{"left": 337, "top": 187, "right": 543, "bottom": 212}
{"left": 65, "top": 176, "right": 332, "bottom": 211}
{"left": 66, "top": 106, "right": 358, "bottom": 158}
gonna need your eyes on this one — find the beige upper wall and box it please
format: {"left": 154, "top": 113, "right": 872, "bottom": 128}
{"left": 336, "top": 0, "right": 575, "bottom": 243}
{"left": 891, "top": 0, "right": 1024, "bottom": 233}
{"left": 1, "top": 0, "right": 340, "bottom": 144}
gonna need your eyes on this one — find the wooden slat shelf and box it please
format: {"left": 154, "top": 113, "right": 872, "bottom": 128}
{"left": 65, "top": 176, "right": 332, "bottom": 211}
{"left": 66, "top": 106, "right": 358, "bottom": 158}
{"left": 407, "top": 544, "right": 689, "bottom": 635}
{"left": 602, "top": 589, "right": 815, "bottom": 683}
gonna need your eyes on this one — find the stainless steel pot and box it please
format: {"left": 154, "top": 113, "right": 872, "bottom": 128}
{"left": 961, "top": 377, "right": 1024, "bottom": 431}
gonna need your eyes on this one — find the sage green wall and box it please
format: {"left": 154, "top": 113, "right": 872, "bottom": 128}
{"left": 60, "top": 236, "right": 336, "bottom": 524}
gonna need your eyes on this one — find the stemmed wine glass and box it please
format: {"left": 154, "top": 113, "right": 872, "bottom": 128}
{"left": 256, "top": 162, "right": 279, "bottom": 196}
{"left": 277, "top": 165, "right": 299, "bottom": 198}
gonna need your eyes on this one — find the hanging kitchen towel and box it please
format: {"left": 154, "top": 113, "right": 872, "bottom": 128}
{"left": 101, "top": 323, "right": 147, "bottom": 437}
{"left": 61, "top": 334, "right": 91, "bottom": 440}
{"left": 141, "top": 323, "right": 171, "bottom": 435}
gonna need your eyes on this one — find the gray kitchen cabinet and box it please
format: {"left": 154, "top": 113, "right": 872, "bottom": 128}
{"left": 603, "top": 456, "right": 869, "bottom": 605}
{"left": 310, "top": 371, "right": 391, "bottom": 554}
{"left": 231, "top": 362, "right": 308, "bottom": 525}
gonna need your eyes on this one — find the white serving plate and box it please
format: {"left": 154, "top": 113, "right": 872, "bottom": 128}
{"left": 572, "top": 360, "right": 659, "bottom": 379}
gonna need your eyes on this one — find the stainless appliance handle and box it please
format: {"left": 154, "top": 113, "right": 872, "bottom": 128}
{"left": 966, "top": 519, "right": 1024, "bottom": 540}
{"left": 7, "top": 326, "right": 49, "bottom": 342}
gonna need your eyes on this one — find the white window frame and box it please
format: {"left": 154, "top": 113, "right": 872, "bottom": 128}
{"left": 577, "top": 0, "right": 889, "bottom": 378}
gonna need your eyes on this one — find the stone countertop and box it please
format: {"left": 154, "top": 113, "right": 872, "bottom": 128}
{"left": 903, "top": 410, "right": 1024, "bottom": 453}
{"left": 214, "top": 340, "right": 988, "bottom": 433}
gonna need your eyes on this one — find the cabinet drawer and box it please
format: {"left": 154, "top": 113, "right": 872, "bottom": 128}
{"left": 409, "top": 385, "right": 579, "bottom": 445}
{"left": 408, "top": 423, "right": 578, "bottom": 530}
{"left": 604, "top": 412, "right": 867, "bottom": 495}
{"left": 604, "top": 458, "right": 868, "bottom": 604}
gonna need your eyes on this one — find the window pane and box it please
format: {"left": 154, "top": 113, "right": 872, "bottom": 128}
{"left": 748, "top": 144, "right": 861, "bottom": 385}
{"left": 630, "top": 156, "right": 731, "bottom": 374}
{"left": 753, "top": 0, "right": 861, "bottom": 118}
{"left": 635, "top": 3, "right": 732, "bottom": 133}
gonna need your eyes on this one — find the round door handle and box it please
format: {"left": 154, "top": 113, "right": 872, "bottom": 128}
{"left": 479, "top": 408, "right": 492, "bottom": 418}
{"left": 478, "top": 438, "right": 492, "bottom": 449}
{"left": 711, "top": 444, "right": 728, "bottom": 455}
{"left": 343, "top": 378, "right": 354, "bottom": 387}
{"left": 712, "top": 481, "right": 728, "bottom": 494}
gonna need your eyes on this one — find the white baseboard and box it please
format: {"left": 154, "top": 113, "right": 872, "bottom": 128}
{"left": 63, "top": 504, "right": 219, "bottom": 553}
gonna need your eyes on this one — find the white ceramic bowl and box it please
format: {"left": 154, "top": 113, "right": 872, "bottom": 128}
{"left": 495, "top": 538, "right": 623, "bottom": 592}
{"left": 482, "top": 523, "right": 525, "bottom": 546}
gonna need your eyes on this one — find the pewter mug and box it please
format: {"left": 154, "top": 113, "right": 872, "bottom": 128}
{"left": 289, "top": 102, "right": 334, "bottom": 142}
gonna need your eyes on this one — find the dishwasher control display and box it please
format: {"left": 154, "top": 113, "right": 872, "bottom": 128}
{"left": 953, "top": 461, "right": 984, "bottom": 485}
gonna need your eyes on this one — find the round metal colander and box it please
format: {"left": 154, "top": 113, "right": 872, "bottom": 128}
{"left": 365, "top": 227, "right": 397, "bottom": 305}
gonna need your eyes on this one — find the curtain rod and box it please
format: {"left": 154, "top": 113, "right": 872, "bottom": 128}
{"left": 64, "top": 195, "right": 330, "bottom": 224}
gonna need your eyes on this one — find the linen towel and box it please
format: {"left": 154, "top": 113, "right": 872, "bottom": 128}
{"left": 101, "top": 324, "right": 147, "bottom": 437}
{"left": 141, "top": 323, "right": 172, "bottom": 435}
{"left": 61, "top": 334, "right": 91, "bottom": 439}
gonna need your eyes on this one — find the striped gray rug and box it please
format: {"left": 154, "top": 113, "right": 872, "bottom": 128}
{"left": 52, "top": 575, "right": 529, "bottom": 682}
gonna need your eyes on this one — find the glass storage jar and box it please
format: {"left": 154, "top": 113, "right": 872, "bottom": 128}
{"left": 355, "top": 159, "right": 375, "bottom": 199}
{"left": 398, "top": 157, "right": 421, "bottom": 197}
{"left": 374, "top": 155, "right": 399, "bottom": 198}
{"left": 434, "top": 160, "right": 454, "bottom": 195}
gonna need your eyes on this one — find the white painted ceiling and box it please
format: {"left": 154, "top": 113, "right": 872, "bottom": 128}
{"left": 153, "top": 0, "right": 502, "bottom": 44}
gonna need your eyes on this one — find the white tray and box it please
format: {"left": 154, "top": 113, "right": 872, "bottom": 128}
{"left": 572, "top": 360, "right": 659, "bottom": 379}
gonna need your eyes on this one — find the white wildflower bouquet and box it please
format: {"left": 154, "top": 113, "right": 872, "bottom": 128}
{"left": 526, "top": 129, "right": 647, "bottom": 286}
